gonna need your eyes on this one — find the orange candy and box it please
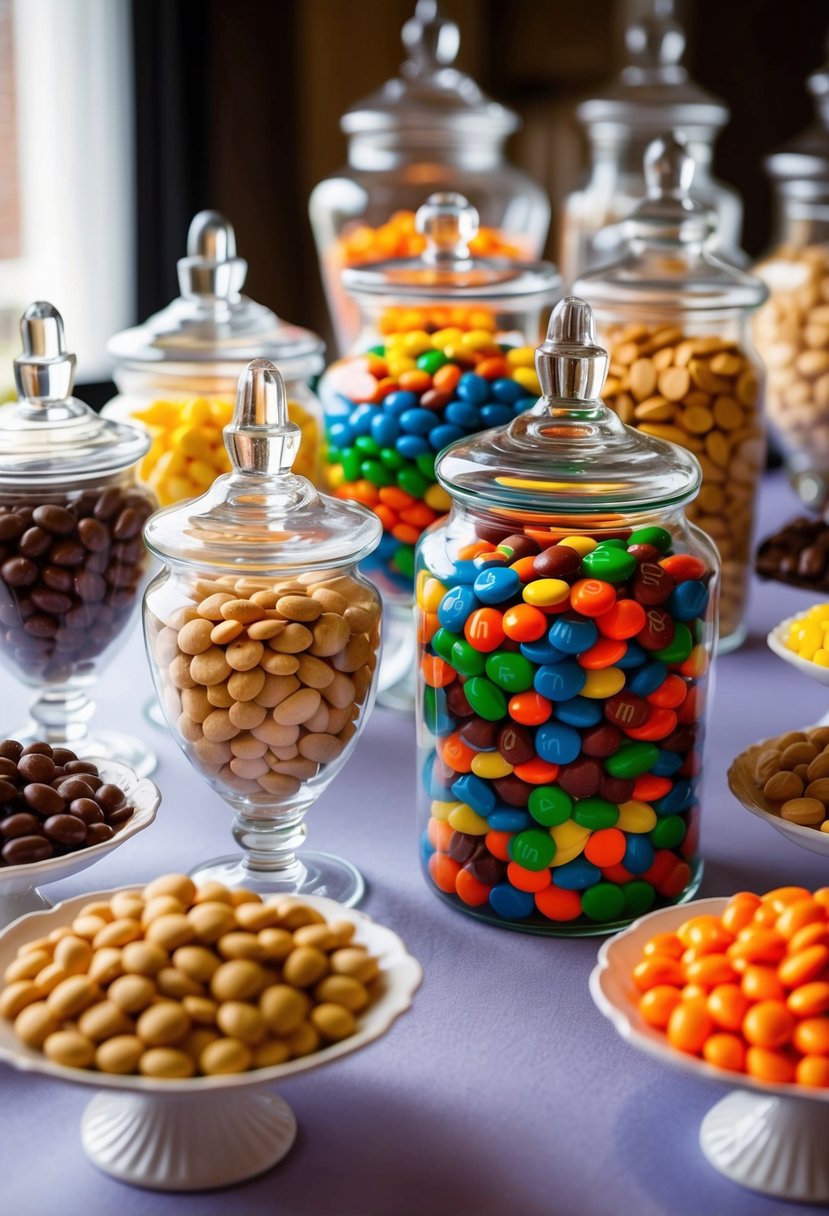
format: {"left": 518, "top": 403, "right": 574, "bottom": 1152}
{"left": 596, "top": 599, "right": 646, "bottom": 640}
{"left": 438, "top": 733, "right": 476, "bottom": 774}
{"left": 417, "top": 611, "right": 439, "bottom": 645}
{"left": 455, "top": 867, "right": 492, "bottom": 906}
{"left": 476, "top": 356, "right": 510, "bottom": 379}
{"left": 678, "top": 915, "right": 734, "bottom": 954}
{"left": 584, "top": 827, "right": 626, "bottom": 868}
{"left": 398, "top": 369, "right": 432, "bottom": 393}
{"left": 633, "top": 956, "right": 686, "bottom": 992}
{"left": 485, "top": 830, "right": 512, "bottom": 862}
{"left": 746, "top": 1046, "right": 796, "bottom": 1084}
{"left": 624, "top": 707, "right": 678, "bottom": 742}
{"left": 507, "top": 861, "right": 552, "bottom": 893}
{"left": 703, "top": 1033, "right": 746, "bottom": 1072}
{"left": 510, "top": 556, "right": 539, "bottom": 583}
{"left": 793, "top": 1017, "right": 829, "bottom": 1056}
{"left": 512, "top": 758, "right": 560, "bottom": 785}
{"left": 742, "top": 964, "right": 786, "bottom": 1003}
{"left": 797, "top": 1055, "right": 829, "bottom": 1087}
{"left": 707, "top": 984, "right": 750, "bottom": 1031}
{"left": 534, "top": 885, "right": 582, "bottom": 922}
{"left": 667, "top": 996, "right": 713, "bottom": 1053}
{"left": 647, "top": 674, "right": 687, "bottom": 710}
{"left": 508, "top": 691, "right": 552, "bottom": 726}
{"left": 639, "top": 984, "right": 682, "bottom": 1029}
{"left": 632, "top": 774, "right": 673, "bottom": 802}
{"left": 379, "top": 486, "right": 415, "bottom": 511}
{"left": 721, "top": 893, "right": 762, "bottom": 935}
{"left": 433, "top": 363, "right": 462, "bottom": 393}
{"left": 578, "top": 638, "right": 627, "bottom": 670}
{"left": 659, "top": 554, "right": 706, "bottom": 581}
{"left": 728, "top": 928, "right": 787, "bottom": 966}
{"left": 778, "top": 944, "right": 829, "bottom": 988}
{"left": 743, "top": 1000, "right": 795, "bottom": 1049}
{"left": 421, "top": 654, "right": 455, "bottom": 688}
{"left": 778, "top": 899, "right": 829, "bottom": 940}
{"left": 427, "top": 852, "right": 459, "bottom": 894}
{"left": 502, "top": 603, "right": 547, "bottom": 642}
{"left": 684, "top": 954, "right": 738, "bottom": 988}
{"left": 569, "top": 578, "right": 617, "bottom": 617}
{"left": 643, "top": 932, "right": 684, "bottom": 960}
{"left": 464, "top": 608, "right": 505, "bottom": 653}
{"left": 427, "top": 818, "right": 453, "bottom": 852}
{"left": 787, "top": 981, "right": 829, "bottom": 1017}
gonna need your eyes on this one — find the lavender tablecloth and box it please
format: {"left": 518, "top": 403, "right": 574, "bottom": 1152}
{"left": 2, "top": 472, "right": 829, "bottom": 1216}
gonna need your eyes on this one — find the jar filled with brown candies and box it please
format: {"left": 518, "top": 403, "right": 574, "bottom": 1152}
{"left": 754, "top": 49, "right": 829, "bottom": 510}
{"left": 143, "top": 358, "right": 382, "bottom": 906}
{"left": 575, "top": 135, "right": 767, "bottom": 651}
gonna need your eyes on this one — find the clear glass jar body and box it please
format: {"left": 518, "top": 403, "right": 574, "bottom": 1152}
{"left": 559, "top": 136, "right": 743, "bottom": 284}
{"left": 105, "top": 369, "right": 325, "bottom": 505}
{"left": 310, "top": 145, "right": 550, "bottom": 353}
{"left": 588, "top": 306, "right": 764, "bottom": 650}
{"left": 753, "top": 189, "right": 829, "bottom": 510}
{"left": 415, "top": 501, "right": 719, "bottom": 935}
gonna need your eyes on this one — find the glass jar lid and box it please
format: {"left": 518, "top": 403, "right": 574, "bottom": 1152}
{"left": 144, "top": 358, "right": 381, "bottom": 574}
{"left": 436, "top": 296, "right": 701, "bottom": 519}
{"left": 766, "top": 43, "right": 829, "bottom": 190}
{"left": 342, "top": 192, "right": 560, "bottom": 304}
{"left": 577, "top": 0, "right": 727, "bottom": 138}
{"left": 108, "top": 211, "right": 325, "bottom": 382}
{"left": 0, "top": 302, "right": 149, "bottom": 485}
{"left": 341, "top": 0, "right": 518, "bottom": 143}
{"left": 573, "top": 135, "right": 767, "bottom": 312}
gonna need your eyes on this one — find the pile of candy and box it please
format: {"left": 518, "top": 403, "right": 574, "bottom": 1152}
{"left": 134, "top": 396, "right": 321, "bottom": 506}
{"left": 331, "top": 211, "right": 522, "bottom": 269}
{"left": 324, "top": 325, "right": 539, "bottom": 587}
{"left": 782, "top": 603, "right": 829, "bottom": 668}
{"left": 417, "top": 524, "right": 712, "bottom": 926}
{"left": 752, "top": 726, "right": 829, "bottom": 831}
{"left": 634, "top": 888, "right": 829, "bottom": 1086}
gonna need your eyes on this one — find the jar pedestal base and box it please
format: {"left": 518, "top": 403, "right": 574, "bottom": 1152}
{"left": 189, "top": 851, "right": 365, "bottom": 906}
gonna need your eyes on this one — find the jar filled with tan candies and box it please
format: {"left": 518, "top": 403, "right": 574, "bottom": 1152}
{"left": 754, "top": 49, "right": 829, "bottom": 510}
{"left": 575, "top": 135, "right": 767, "bottom": 651}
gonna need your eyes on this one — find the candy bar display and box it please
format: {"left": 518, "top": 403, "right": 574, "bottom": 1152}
{"left": 753, "top": 49, "right": 829, "bottom": 510}
{"left": 575, "top": 135, "right": 767, "bottom": 651}
{"left": 320, "top": 191, "right": 559, "bottom": 709}
{"left": 559, "top": 0, "right": 741, "bottom": 283}
{"left": 308, "top": 0, "right": 549, "bottom": 352}
{"left": 0, "top": 303, "right": 156, "bottom": 774}
{"left": 144, "top": 358, "right": 382, "bottom": 905}
{"left": 105, "top": 211, "right": 325, "bottom": 505}
{"left": 415, "top": 297, "right": 718, "bottom": 933}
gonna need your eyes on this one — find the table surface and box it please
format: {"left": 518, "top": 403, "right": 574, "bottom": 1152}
{"left": 2, "top": 472, "right": 828, "bottom": 1216}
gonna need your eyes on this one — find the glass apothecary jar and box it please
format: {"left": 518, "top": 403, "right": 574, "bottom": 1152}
{"left": 416, "top": 297, "right": 719, "bottom": 935}
{"left": 309, "top": 0, "right": 550, "bottom": 354}
{"left": 559, "top": 0, "right": 741, "bottom": 284}
{"left": 0, "top": 303, "right": 156, "bottom": 774}
{"left": 105, "top": 210, "right": 326, "bottom": 505}
{"left": 754, "top": 48, "right": 829, "bottom": 511}
{"left": 143, "top": 358, "right": 382, "bottom": 906}
{"left": 319, "top": 191, "right": 560, "bottom": 709}
{"left": 574, "top": 135, "right": 767, "bottom": 652}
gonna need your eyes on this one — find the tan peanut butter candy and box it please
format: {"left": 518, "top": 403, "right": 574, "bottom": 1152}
{"left": 752, "top": 727, "right": 829, "bottom": 832}
{"left": 601, "top": 323, "right": 764, "bottom": 638}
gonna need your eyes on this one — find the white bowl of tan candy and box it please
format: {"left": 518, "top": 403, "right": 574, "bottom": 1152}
{"left": 0, "top": 874, "right": 422, "bottom": 1190}
{"left": 728, "top": 726, "right": 829, "bottom": 856}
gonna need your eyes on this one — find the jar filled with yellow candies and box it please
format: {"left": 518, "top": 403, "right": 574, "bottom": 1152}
{"left": 104, "top": 211, "right": 325, "bottom": 505}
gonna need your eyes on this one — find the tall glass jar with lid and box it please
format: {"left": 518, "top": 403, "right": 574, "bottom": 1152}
{"left": 574, "top": 135, "right": 767, "bottom": 652}
{"left": 753, "top": 46, "right": 829, "bottom": 511}
{"left": 105, "top": 210, "right": 326, "bottom": 505}
{"left": 416, "top": 297, "right": 719, "bottom": 934}
{"left": 559, "top": 0, "right": 741, "bottom": 284}
{"left": 308, "top": 0, "right": 550, "bottom": 354}
{"left": 319, "top": 192, "right": 560, "bottom": 709}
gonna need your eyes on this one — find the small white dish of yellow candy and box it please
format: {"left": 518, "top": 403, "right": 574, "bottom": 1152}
{"left": 768, "top": 607, "right": 829, "bottom": 706}
{"left": 0, "top": 878, "right": 421, "bottom": 1191}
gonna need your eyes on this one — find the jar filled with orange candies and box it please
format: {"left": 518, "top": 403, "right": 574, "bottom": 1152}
{"left": 308, "top": 0, "right": 550, "bottom": 353}
{"left": 319, "top": 192, "right": 560, "bottom": 709}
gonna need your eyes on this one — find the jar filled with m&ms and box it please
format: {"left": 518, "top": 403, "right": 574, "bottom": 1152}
{"left": 416, "top": 296, "right": 719, "bottom": 934}
{"left": 105, "top": 211, "right": 325, "bottom": 505}
{"left": 575, "top": 135, "right": 767, "bottom": 652}
{"left": 559, "top": 0, "right": 741, "bottom": 283}
{"left": 308, "top": 0, "right": 550, "bottom": 353}
{"left": 320, "top": 192, "right": 560, "bottom": 708}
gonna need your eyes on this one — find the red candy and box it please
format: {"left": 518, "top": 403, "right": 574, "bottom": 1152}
{"left": 624, "top": 707, "right": 678, "bottom": 741}
{"left": 637, "top": 607, "right": 675, "bottom": 651}
{"left": 605, "top": 692, "right": 649, "bottom": 729}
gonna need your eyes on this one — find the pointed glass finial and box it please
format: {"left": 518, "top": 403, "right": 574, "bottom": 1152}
{"left": 14, "top": 301, "right": 77, "bottom": 404}
{"left": 625, "top": 132, "right": 715, "bottom": 245}
{"left": 178, "top": 209, "right": 248, "bottom": 300}
{"left": 645, "top": 131, "right": 696, "bottom": 197}
{"left": 534, "top": 297, "right": 609, "bottom": 402}
{"left": 401, "top": 0, "right": 460, "bottom": 75}
{"left": 624, "top": 0, "right": 686, "bottom": 81}
{"left": 416, "top": 192, "right": 479, "bottom": 266}
{"left": 225, "top": 358, "right": 301, "bottom": 476}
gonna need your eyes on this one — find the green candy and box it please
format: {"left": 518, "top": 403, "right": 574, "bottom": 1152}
{"left": 528, "top": 785, "right": 573, "bottom": 827}
{"left": 380, "top": 447, "right": 407, "bottom": 471}
{"left": 622, "top": 880, "right": 656, "bottom": 917}
{"left": 354, "top": 435, "right": 380, "bottom": 456}
{"left": 416, "top": 452, "right": 436, "bottom": 481}
{"left": 395, "top": 546, "right": 415, "bottom": 579}
{"left": 342, "top": 449, "right": 361, "bottom": 481}
{"left": 605, "top": 742, "right": 659, "bottom": 779}
{"left": 629, "top": 526, "right": 672, "bottom": 553}
{"left": 654, "top": 621, "right": 693, "bottom": 665}
{"left": 572, "top": 797, "right": 619, "bottom": 830}
{"left": 450, "top": 639, "right": 486, "bottom": 677}
{"left": 650, "top": 815, "right": 686, "bottom": 850}
{"left": 464, "top": 676, "right": 507, "bottom": 721}
{"left": 509, "top": 828, "right": 556, "bottom": 871}
{"left": 423, "top": 685, "right": 438, "bottom": 733}
{"left": 326, "top": 446, "right": 342, "bottom": 465}
{"left": 581, "top": 882, "right": 626, "bottom": 923}
{"left": 431, "top": 628, "right": 457, "bottom": 662}
{"left": 484, "top": 651, "right": 535, "bottom": 693}
{"left": 417, "top": 350, "right": 448, "bottom": 375}
{"left": 599, "top": 538, "right": 628, "bottom": 550}
{"left": 368, "top": 344, "right": 386, "bottom": 357}
{"left": 580, "top": 546, "right": 637, "bottom": 583}
{"left": 361, "top": 460, "right": 393, "bottom": 487}
{"left": 398, "top": 467, "right": 429, "bottom": 499}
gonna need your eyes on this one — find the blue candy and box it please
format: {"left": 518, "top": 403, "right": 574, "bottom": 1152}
{"left": 397, "top": 434, "right": 431, "bottom": 460}
{"left": 420, "top": 829, "right": 435, "bottom": 864}
{"left": 629, "top": 661, "right": 668, "bottom": 697}
{"left": 555, "top": 696, "right": 604, "bottom": 728}
{"left": 652, "top": 749, "right": 684, "bottom": 777}
{"left": 534, "top": 660, "right": 586, "bottom": 702}
{"left": 489, "top": 808, "right": 532, "bottom": 832}
{"left": 350, "top": 404, "right": 375, "bottom": 436}
{"left": 448, "top": 560, "right": 479, "bottom": 585}
{"left": 549, "top": 614, "right": 598, "bottom": 655}
{"left": 654, "top": 780, "right": 693, "bottom": 815}
{"left": 437, "top": 585, "right": 479, "bottom": 632}
{"left": 616, "top": 640, "right": 648, "bottom": 669}
{"left": 423, "top": 752, "right": 454, "bottom": 800}
{"left": 554, "top": 857, "right": 601, "bottom": 890}
{"left": 444, "top": 401, "right": 480, "bottom": 430}
{"left": 513, "top": 395, "right": 537, "bottom": 416}
{"left": 668, "top": 580, "right": 709, "bottom": 622}
{"left": 473, "top": 566, "right": 521, "bottom": 605}
{"left": 456, "top": 373, "right": 489, "bottom": 406}
{"left": 491, "top": 378, "right": 526, "bottom": 404}
{"left": 535, "top": 722, "right": 582, "bottom": 765}
{"left": 451, "top": 774, "right": 496, "bottom": 817}
{"left": 370, "top": 414, "right": 399, "bottom": 447}
{"left": 489, "top": 884, "right": 535, "bottom": 919}
{"left": 429, "top": 423, "right": 464, "bottom": 452}
{"left": 480, "top": 404, "right": 514, "bottom": 428}
{"left": 623, "top": 835, "right": 655, "bottom": 875}
{"left": 520, "top": 638, "right": 566, "bottom": 665}
{"left": 328, "top": 421, "right": 352, "bottom": 448}
{"left": 399, "top": 407, "right": 435, "bottom": 436}
{"left": 375, "top": 534, "right": 398, "bottom": 561}
{"left": 382, "top": 390, "right": 418, "bottom": 416}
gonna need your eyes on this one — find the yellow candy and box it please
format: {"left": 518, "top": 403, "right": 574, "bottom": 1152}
{"left": 814, "top": 649, "right": 829, "bottom": 668}
{"left": 176, "top": 429, "right": 214, "bottom": 461}
{"left": 558, "top": 536, "right": 597, "bottom": 555}
{"left": 471, "top": 752, "right": 513, "bottom": 780}
{"left": 581, "top": 667, "right": 626, "bottom": 699}
{"left": 189, "top": 460, "right": 218, "bottom": 488}
{"left": 327, "top": 465, "right": 345, "bottom": 489}
{"left": 550, "top": 820, "right": 591, "bottom": 865}
{"left": 682, "top": 644, "right": 708, "bottom": 678}
{"left": 402, "top": 331, "right": 433, "bottom": 356}
{"left": 447, "top": 804, "right": 489, "bottom": 835}
{"left": 431, "top": 800, "right": 461, "bottom": 822}
{"left": 419, "top": 577, "right": 446, "bottom": 613}
{"left": 512, "top": 367, "right": 541, "bottom": 395}
{"left": 431, "top": 328, "right": 464, "bottom": 349}
{"left": 506, "top": 346, "right": 535, "bottom": 369}
{"left": 181, "top": 398, "right": 213, "bottom": 426}
{"left": 461, "top": 329, "right": 499, "bottom": 351}
{"left": 386, "top": 355, "right": 417, "bottom": 376}
{"left": 424, "top": 484, "right": 451, "bottom": 512}
{"left": 795, "top": 623, "right": 824, "bottom": 661}
{"left": 522, "top": 578, "right": 570, "bottom": 607}
{"left": 616, "top": 801, "right": 658, "bottom": 833}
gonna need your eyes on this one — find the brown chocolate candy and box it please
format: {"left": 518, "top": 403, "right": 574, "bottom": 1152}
{"left": 533, "top": 545, "right": 582, "bottom": 579}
